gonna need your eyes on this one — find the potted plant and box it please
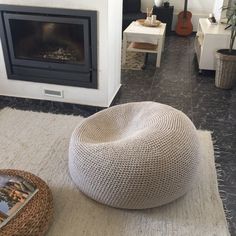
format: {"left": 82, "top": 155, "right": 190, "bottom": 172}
{"left": 215, "top": 1, "right": 236, "bottom": 89}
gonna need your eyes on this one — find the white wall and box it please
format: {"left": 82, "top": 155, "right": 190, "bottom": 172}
{"left": 0, "top": 0, "right": 122, "bottom": 107}
{"left": 108, "top": 0, "right": 123, "bottom": 105}
{"left": 213, "top": 0, "right": 229, "bottom": 22}
{"left": 141, "top": 0, "right": 216, "bottom": 31}
{"left": 141, "top": 0, "right": 215, "bottom": 13}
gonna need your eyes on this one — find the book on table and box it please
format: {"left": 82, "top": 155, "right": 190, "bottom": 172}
{"left": 0, "top": 174, "right": 38, "bottom": 228}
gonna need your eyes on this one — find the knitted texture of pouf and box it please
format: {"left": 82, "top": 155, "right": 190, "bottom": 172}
{"left": 69, "top": 102, "right": 200, "bottom": 209}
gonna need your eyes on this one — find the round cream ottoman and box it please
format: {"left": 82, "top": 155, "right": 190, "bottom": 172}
{"left": 69, "top": 102, "right": 200, "bottom": 209}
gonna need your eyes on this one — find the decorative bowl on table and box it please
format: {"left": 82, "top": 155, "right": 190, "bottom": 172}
{"left": 136, "top": 19, "right": 161, "bottom": 27}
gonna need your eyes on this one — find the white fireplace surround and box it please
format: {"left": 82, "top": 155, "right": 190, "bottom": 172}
{"left": 0, "top": 0, "right": 122, "bottom": 107}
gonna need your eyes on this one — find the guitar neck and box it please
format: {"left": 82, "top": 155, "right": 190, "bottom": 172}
{"left": 184, "top": 0, "right": 188, "bottom": 17}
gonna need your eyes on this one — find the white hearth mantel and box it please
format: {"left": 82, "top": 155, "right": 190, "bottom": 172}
{"left": 0, "top": 0, "right": 122, "bottom": 107}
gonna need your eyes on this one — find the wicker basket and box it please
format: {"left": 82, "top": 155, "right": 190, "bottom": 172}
{"left": 0, "top": 169, "right": 53, "bottom": 236}
{"left": 215, "top": 50, "right": 236, "bottom": 89}
{"left": 136, "top": 19, "right": 161, "bottom": 27}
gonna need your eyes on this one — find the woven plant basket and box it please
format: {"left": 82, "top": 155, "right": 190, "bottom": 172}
{"left": 215, "top": 49, "right": 236, "bottom": 89}
{"left": 0, "top": 169, "right": 53, "bottom": 236}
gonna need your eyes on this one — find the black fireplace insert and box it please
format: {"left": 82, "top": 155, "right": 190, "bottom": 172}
{"left": 0, "top": 5, "right": 97, "bottom": 88}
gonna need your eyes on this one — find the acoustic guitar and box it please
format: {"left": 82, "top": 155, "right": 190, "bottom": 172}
{"left": 175, "top": 0, "right": 193, "bottom": 36}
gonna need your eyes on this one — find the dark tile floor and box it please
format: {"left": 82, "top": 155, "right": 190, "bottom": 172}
{"left": 0, "top": 95, "right": 102, "bottom": 117}
{"left": 0, "top": 35, "right": 235, "bottom": 235}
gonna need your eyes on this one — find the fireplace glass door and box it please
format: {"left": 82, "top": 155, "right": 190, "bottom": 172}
{"left": 4, "top": 13, "right": 90, "bottom": 72}
{"left": 10, "top": 20, "right": 85, "bottom": 64}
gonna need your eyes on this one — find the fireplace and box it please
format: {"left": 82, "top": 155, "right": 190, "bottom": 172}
{"left": 0, "top": 5, "right": 97, "bottom": 88}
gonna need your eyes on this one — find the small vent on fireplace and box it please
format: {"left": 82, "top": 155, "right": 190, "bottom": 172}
{"left": 43, "top": 89, "right": 63, "bottom": 98}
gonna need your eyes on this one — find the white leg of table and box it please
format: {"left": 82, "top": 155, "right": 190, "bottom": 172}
{"left": 162, "top": 34, "right": 165, "bottom": 52}
{"left": 156, "top": 37, "right": 163, "bottom": 68}
{"left": 122, "top": 33, "right": 127, "bottom": 65}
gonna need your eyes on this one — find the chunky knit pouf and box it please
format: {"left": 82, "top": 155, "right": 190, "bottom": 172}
{"left": 69, "top": 102, "right": 200, "bottom": 209}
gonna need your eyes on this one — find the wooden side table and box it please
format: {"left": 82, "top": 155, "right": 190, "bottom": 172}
{"left": 153, "top": 6, "right": 174, "bottom": 36}
{"left": 0, "top": 169, "right": 53, "bottom": 236}
{"left": 122, "top": 21, "right": 166, "bottom": 68}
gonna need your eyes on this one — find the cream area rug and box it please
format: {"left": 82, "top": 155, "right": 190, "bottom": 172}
{"left": 0, "top": 108, "right": 229, "bottom": 236}
{"left": 121, "top": 51, "right": 146, "bottom": 70}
